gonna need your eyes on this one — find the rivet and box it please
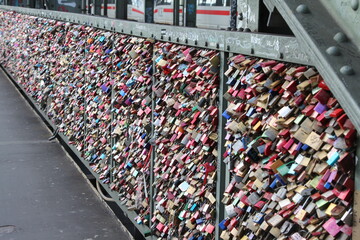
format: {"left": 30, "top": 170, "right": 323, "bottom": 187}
{"left": 340, "top": 65, "right": 355, "bottom": 75}
{"left": 296, "top": 4, "right": 310, "bottom": 14}
{"left": 351, "top": 0, "right": 359, "bottom": 10}
{"left": 326, "top": 46, "right": 341, "bottom": 56}
{"left": 334, "top": 32, "right": 348, "bottom": 43}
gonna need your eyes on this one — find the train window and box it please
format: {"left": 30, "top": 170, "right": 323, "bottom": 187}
{"left": 129, "top": 0, "right": 144, "bottom": 7}
{"left": 107, "top": 0, "right": 115, "bottom": 4}
{"left": 212, "top": 0, "right": 223, "bottom": 6}
{"left": 155, "top": 0, "right": 171, "bottom": 6}
{"left": 198, "top": 0, "right": 209, "bottom": 6}
{"left": 198, "top": 0, "right": 228, "bottom": 6}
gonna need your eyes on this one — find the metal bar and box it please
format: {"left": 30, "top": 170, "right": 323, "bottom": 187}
{"left": 29, "top": 0, "right": 35, "bottom": 8}
{"left": 229, "top": 0, "right": 236, "bottom": 30}
{"left": 87, "top": 0, "right": 91, "bottom": 14}
{"left": 94, "top": 0, "right": 101, "bottom": 15}
{"left": 354, "top": 134, "right": 360, "bottom": 239}
{"left": 103, "top": 0, "right": 107, "bottom": 16}
{"left": 215, "top": 51, "right": 228, "bottom": 240}
{"left": 144, "top": 0, "right": 153, "bottom": 23}
{"left": 149, "top": 46, "right": 156, "bottom": 239}
{"left": 173, "top": 0, "right": 179, "bottom": 26}
{"left": 109, "top": 37, "right": 115, "bottom": 184}
{"left": 0, "top": 5, "right": 311, "bottom": 65}
{"left": 115, "top": 0, "right": 126, "bottom": 19}
{"left": 81, "top": 0, "right": 86, "bottom": 14}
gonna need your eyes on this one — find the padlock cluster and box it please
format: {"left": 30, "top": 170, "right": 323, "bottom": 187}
{"left": 82, "top": 28, "right": 113, "bottom": 182}
{"left": 0, "top": 10, "right": 356, "bottom": 240}
{"left": 219, "top": 55, "right": 355, "bottom": 240}
{"left": 0, "top": 11, "right": 154, "bottom": 226}
{"left": 110, "top": 33, "right": 154, "bottom": 225}
{"left": 151, "top": 42, "right": 220, "bottom": 239}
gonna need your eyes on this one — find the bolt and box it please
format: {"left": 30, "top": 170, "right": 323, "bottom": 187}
{"left": 296, "top": 4, "right": 310, "bottom": 14}
{"left": 340, "top": 65, "right": 355, "bottom": 75}
{"left": 326, "top": 46, "right": 341, "bottom": 56}
{"left": 334, "top": 32, "right": 348, "bottom": 43}
{"left": 351, "top": 0, "right": 359, "bottom": 10}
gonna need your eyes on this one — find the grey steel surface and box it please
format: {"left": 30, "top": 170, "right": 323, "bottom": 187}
{"left": 270, "top": 0, "right": 360, "bottom": 134}
{"left": 320, "top": 0, "right": 360, "bottom": 52}
{"left": 0, "top": 5, "right": 311, "bottom": 65}
{"left": 215, "top": 51, "right": 228, "bottom": 240}
{"left": 0, "top": 69, "right": 131, "bottom": 240}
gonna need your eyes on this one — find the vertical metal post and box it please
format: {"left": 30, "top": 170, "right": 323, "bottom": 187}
{"left": 229, "top": 0, "right": 237, "bottom": 30}
{"left": 149, "top": 45, "right": 156, "bottom": 238}
{"left": 173, "top": 0, "right": 179, "bottom": 26}
{"left": 185, "top": 0, "right": 196, "bottom": 27}
{"left": 81, "top": 0, "right": 86, "bottom": 13}
{"left": 83, "top": 35, "right": 88, "bottom": 161}
{"left": 103, "top": 0, "right": 108, "bottom": 16}
{"left": 115, "top": 0, "right": 127, "bottom": 19}
{"left": 94, "top": 0, "right": 101, "bottom": 15}
{"left": 29, "top": 0, "right": 35, "bottom": 8}
{"left": 353, "top": 135, "right": 360, "bottom": 239}
{"left": 215, "top": 51, "right": 229, "bottom": 240}
{"left": 109, "top": 37, "right": 115, "bottom": 183}
{"left": 145, "top": 0, "right": 153, "bottom": 23}
{"left": 88, "top": 0, "right": 92, "bottom": 14}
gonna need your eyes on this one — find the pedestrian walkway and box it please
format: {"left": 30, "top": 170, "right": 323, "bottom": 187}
{"left": 0, "top": 69, "right": 131, "bottom": 240}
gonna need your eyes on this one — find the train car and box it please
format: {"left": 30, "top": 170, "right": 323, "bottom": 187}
{"left": 92, "top": 0, "right": 230, "bottom": 29}
{"left": 101, "top": 1, "right": 116, "bottom": 18}
{"left": 195, "top": 0, "right": 230, "bottom": 29}
{"left": 127, "top": 0, "right": 146, "bottom": 22}
{"left": 153, "top": 0, "right": 230, "bottom": 29}
{"left": 153, "top": 0, "right": 183, "bottom": 25}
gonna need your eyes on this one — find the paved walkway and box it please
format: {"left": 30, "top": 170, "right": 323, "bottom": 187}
{"left": 0, "top": 69, "right": 130, "bottom": 240}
